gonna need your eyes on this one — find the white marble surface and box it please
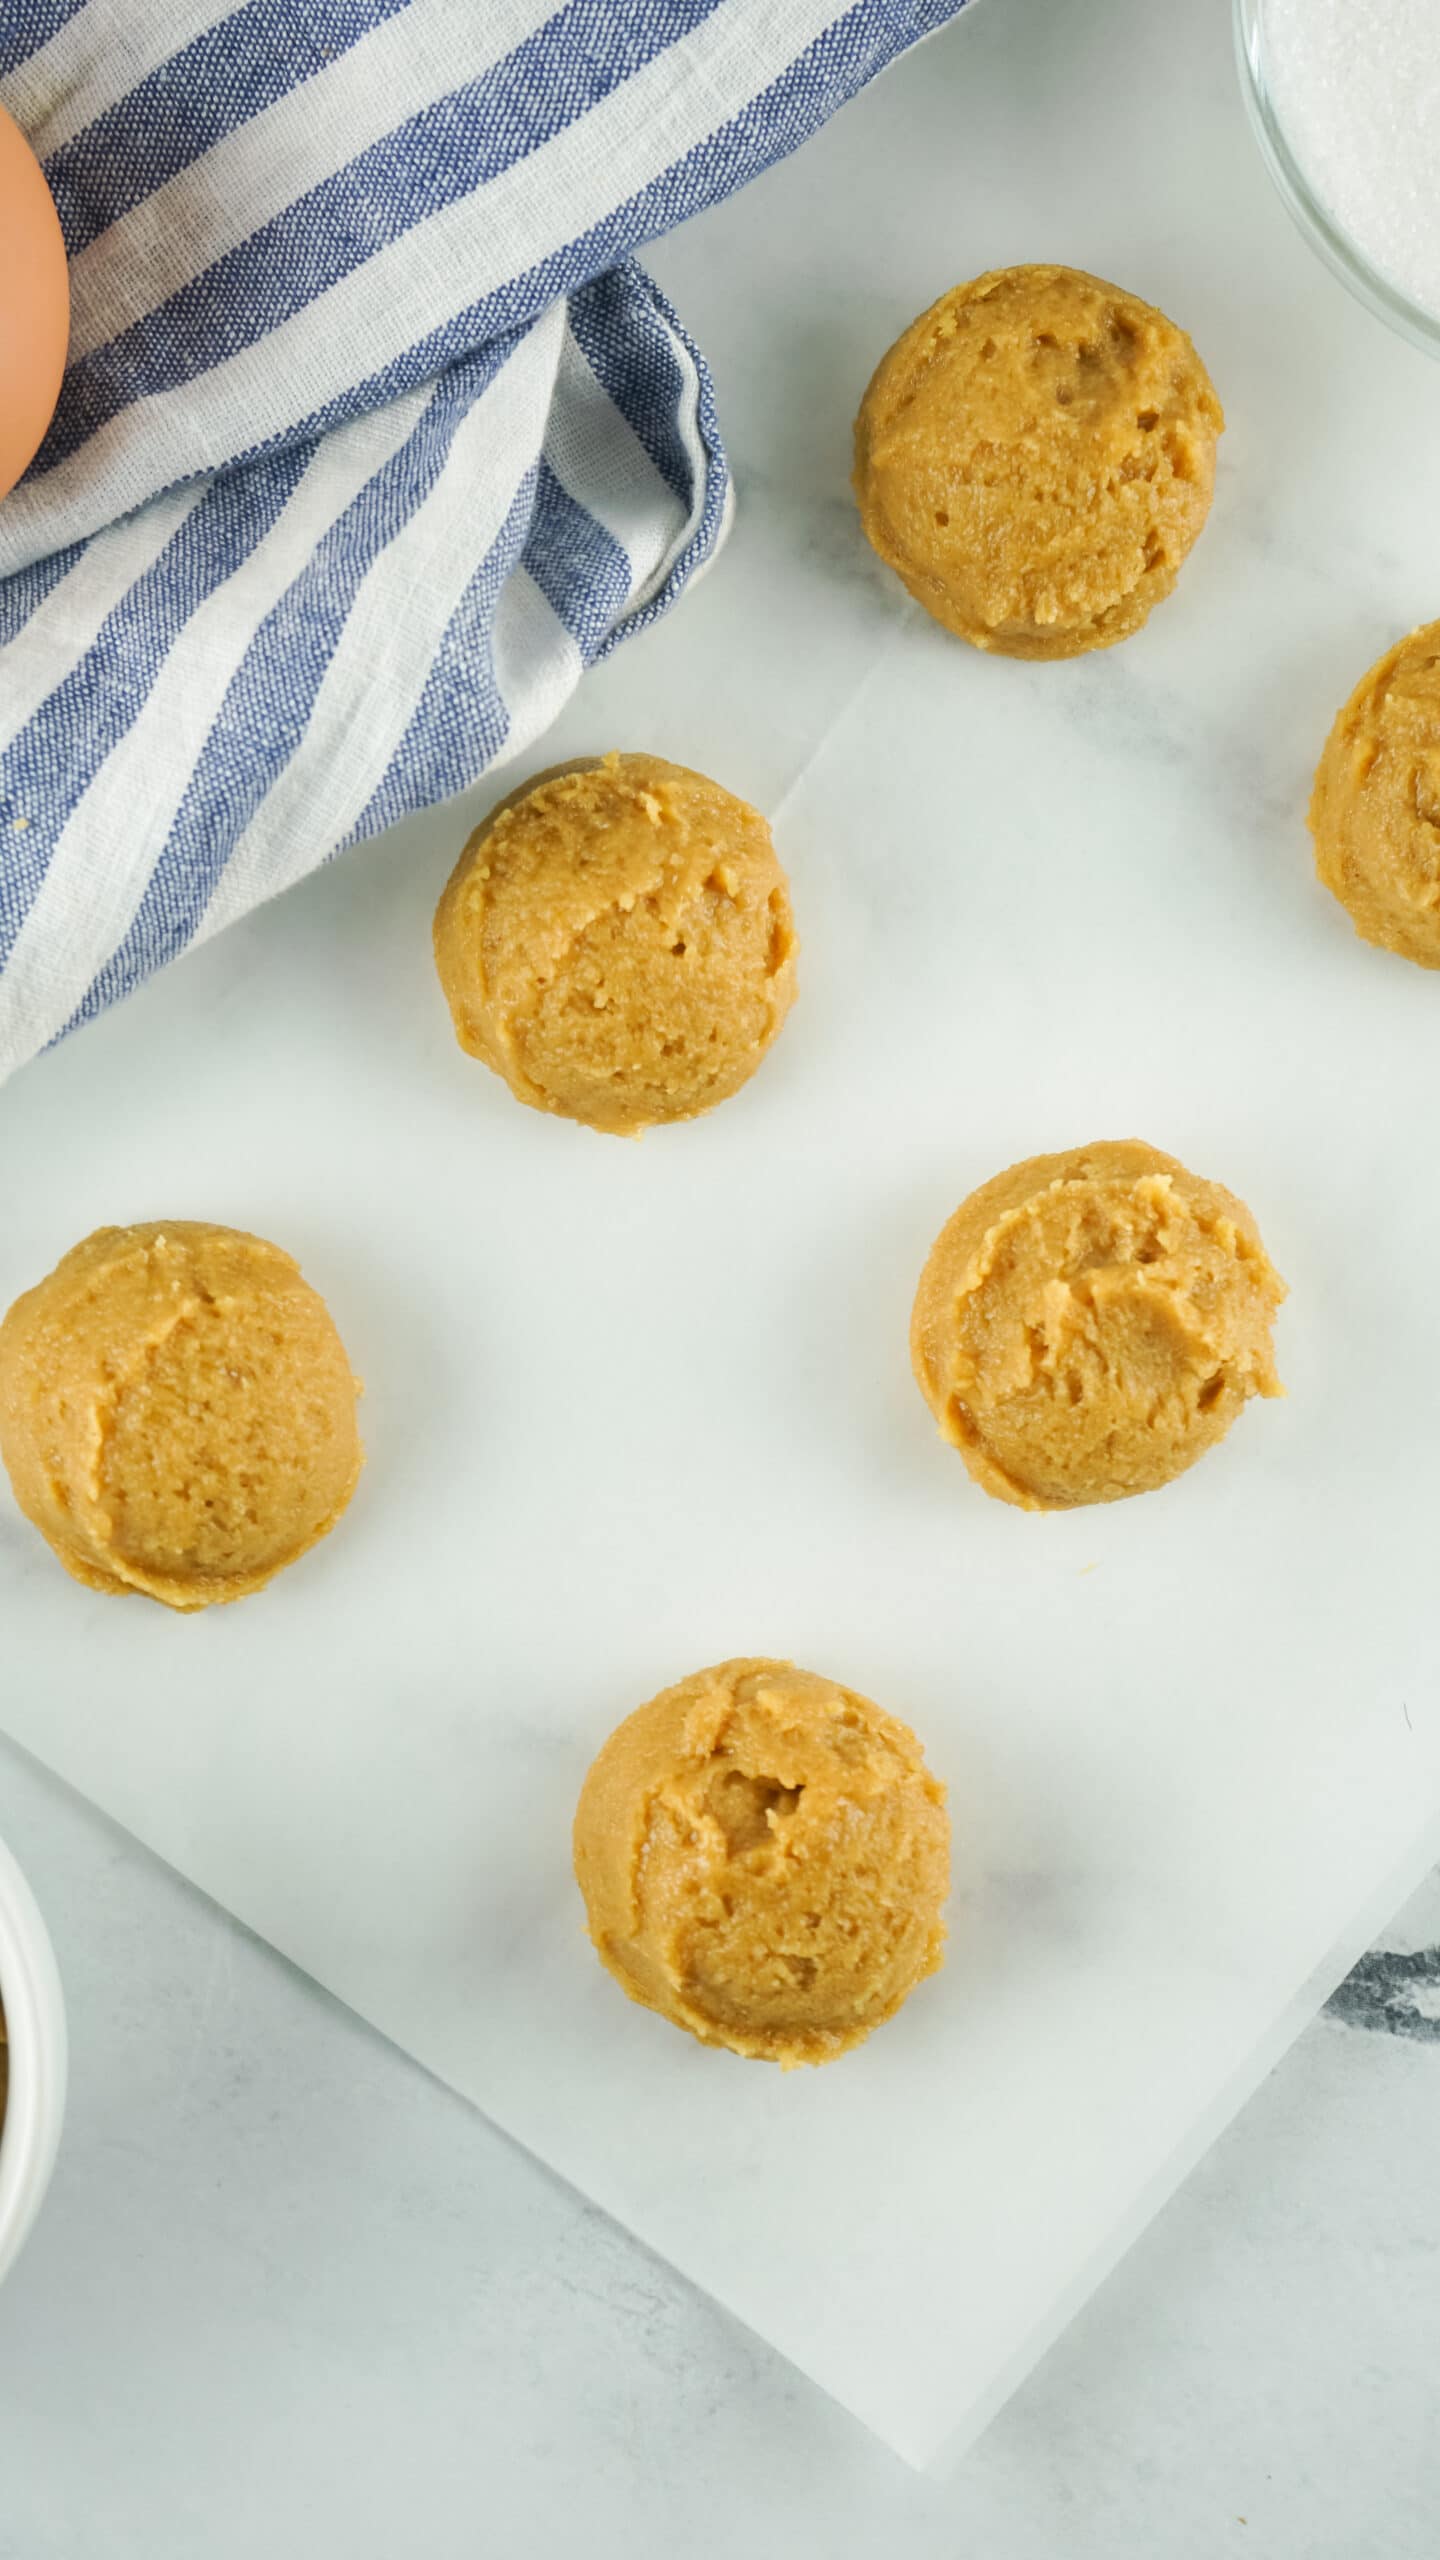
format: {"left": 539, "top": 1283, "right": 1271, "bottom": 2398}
{"left": 2, "top": 0, "right": 1440, "bottom": 2527}
{"left": 1, "top": 1737, "right": 1436, "bottom": 2557}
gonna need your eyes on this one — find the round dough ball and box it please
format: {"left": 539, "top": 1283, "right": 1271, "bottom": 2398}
{"left": 911, "top": 1141, "right": 1285, "bottom": 1511}
{"left": 0, "top": 1222, "right": 363, "bottom": 1610}
{"left": 853, "top": 264, "right": 1224, "bottom": 660}
{"left": 573, "top": 1658, "right": 949, "bottom": 2067}
{"left": 1309, "top": 621, "right": 1440, "bottom": 967}
{"left": 433, "top": 753, "right": 797, "bottom": 1135}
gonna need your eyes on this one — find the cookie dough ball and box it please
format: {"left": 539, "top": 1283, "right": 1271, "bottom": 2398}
{"left": 911, "top": 1141, "right": 1285, "bottom": 1511}
{"left": 574, "top": 1658, "right": 949, "bottom": 2067}
{"left": 433, "top": 753, "right": 797, "bottom": 1135}
{"left": 1309, "top": 621, "right": 1440, "bottom": 967}
{"left": 0, "top": 1222, "right": 362, "bottom": 1610}
{"left": 853, "top": 264, "right": 1224, "bottom": 660}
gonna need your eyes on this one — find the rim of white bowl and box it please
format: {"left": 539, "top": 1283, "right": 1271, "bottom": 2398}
{"left": 0, "top": 1828, "right": 68, "bottom": 2289}
{"left": 1234, "top": 0, "right": 1440, "bottom": 364}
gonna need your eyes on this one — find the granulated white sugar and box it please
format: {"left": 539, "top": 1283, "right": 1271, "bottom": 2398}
{"left": 1262, "top": 0, "right": 1440, "bottom": 319}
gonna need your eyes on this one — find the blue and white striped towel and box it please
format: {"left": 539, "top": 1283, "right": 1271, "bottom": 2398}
{"left": 0, "top": 0, "right": 966, "bottom": 1086}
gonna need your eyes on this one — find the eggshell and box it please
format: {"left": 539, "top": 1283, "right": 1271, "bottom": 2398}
{"left": 0, "top": 102, "right": 69, "bottom": 505}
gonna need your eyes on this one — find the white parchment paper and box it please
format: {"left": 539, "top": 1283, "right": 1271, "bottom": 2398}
{"left": 4, "top": 0, "right": 1440, "bottom": 2468}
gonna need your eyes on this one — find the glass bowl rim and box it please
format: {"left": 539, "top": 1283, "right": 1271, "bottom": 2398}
{"left": 1234, "top": 0, "right": 1440, "bottom": 363}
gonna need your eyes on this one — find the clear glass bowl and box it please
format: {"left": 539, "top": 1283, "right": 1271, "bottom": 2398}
{"left": 1234, "top": 0, "right": 1440, "bottom": 362}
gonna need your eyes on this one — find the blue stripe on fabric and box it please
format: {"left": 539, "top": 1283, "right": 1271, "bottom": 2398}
{"left": 566, "top": 270, "right": 696, "bottom": 510}
{"left": 346, "top": 473, "right": 536, "bottom": 848}
{"left": 594, "top": 267, "right": 729, "bottom": 654}
{"left": 32, "top": 275, "right": 718, "bottom": 1032}
{"left": 0, "top": 1, "right": 86, "bottom": 78}
{"left": 599, "top": 392, "right": 728, "bottom": 643}
{"left": 522, "top": 457, "right": 633, "bottom": 659}
{"left": 32, "top": 0, "right": 726, "bottom": 477}
{"left": 62, "top": 340, "right": 525, "bottom": 1031}
{"left": 3, "top": 0, "right": 966, "bottom": 1073}
{"left": 0, "top": 537, "right": 85, "bottom": 648}
{"left": 31, "top": 0, "right": 952, "bottom": 513}
{"left": 592, "top": 0, "right": 961, "bottom": 286}
{"left": 43, "top": 0, "right": 413, "bottom": 258}
{"left": 0, "top": 449, "right": 311, "bottom": 960}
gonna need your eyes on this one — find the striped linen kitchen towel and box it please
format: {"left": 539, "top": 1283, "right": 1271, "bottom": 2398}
{"left": 0, "top": 0, "right": 968, "bottom": 1088}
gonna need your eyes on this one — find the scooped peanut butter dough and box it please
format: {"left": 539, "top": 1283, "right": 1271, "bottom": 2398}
{"left": 573, "top": 1658, "right": 949, "bottom": 2067}
{"left": 1309, "top": 620, "right": 1440, "bottom": 967}
{"left": 433, "top": 753, "right": 797, "bottom": 1135}
{"left": 911, "top": 1141, "right": 1285, "bottom": 1511}
{"left": 0, "top": 1222, "right": 362, "bottom": 1610}
{"left": 853, "top": 264, "right": 1224, "bottom": 660}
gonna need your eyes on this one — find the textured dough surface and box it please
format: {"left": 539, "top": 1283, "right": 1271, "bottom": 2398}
{"left": 0, "top": 1222, "right": 362, "bottom": 1610}
{"left": 911, "top": 1141, "right": 1285, "bottom": 1511}
{"left": 1309, "top": 620, "right": 1440, "bottom": 967}
{"left": 573, "top": 1658, "right": 949, "bottom": 2066}
{"left": 433, "top": 753, "right": 797, "bottom": 1135}
{"left": 853, "top": 264, "right": 1224, "bottom": 660}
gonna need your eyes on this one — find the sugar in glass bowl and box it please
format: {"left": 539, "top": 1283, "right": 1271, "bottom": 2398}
{"left": 1236, "top": 0, "right": 1440, "bottom": 360}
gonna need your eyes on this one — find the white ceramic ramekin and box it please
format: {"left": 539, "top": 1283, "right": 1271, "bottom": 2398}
{"left": 0, "top": 1826, "right": 67, "bottom": 2287}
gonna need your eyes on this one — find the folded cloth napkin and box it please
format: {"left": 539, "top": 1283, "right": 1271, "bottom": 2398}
{"left": 0, "top": 0, "right": 966, "bottom": 1087}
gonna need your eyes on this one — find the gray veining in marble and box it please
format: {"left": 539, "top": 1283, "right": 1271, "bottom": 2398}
{"left": 0, "top": 1734, "right": 1436, "bottom": 2560}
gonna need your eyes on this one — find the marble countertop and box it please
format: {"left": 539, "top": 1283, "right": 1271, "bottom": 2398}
{"left": 2, "top": 0, "right": 1439, "bottom": 2541}
{"left": 0, "top": 1736, "right": 1435, "bottom": 2556}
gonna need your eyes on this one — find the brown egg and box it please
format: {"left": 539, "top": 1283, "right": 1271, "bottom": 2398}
{"left": 0, "top": 102, "right": 68, "bottom": 505}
